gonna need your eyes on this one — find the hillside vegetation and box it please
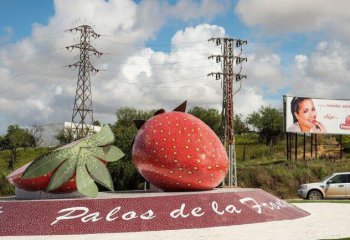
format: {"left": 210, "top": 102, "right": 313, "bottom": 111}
{"left": 1, "top": 106, "right": 349, "bottom": 198}
{"left": 236, "top": 144, "right": 350, "bottom": 199}
{"left": 1, "top": 143, "right": 349, "bottom": 199}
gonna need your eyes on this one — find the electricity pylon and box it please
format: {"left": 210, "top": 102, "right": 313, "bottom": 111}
{"left": 66, "top": 25, "right": 102, "bottom": 139}
{"left": 208, "top": 37, "right": 247, "bottom": 187}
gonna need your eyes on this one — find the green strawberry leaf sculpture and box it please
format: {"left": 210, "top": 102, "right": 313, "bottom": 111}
{"left": 8, "top": 124, "right": 124, "bottom": 198}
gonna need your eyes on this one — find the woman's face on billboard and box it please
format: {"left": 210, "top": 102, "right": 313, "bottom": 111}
{"left": 295, "top": 99, "right": 317, "bottom": 129}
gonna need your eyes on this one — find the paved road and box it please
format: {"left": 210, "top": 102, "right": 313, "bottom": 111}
{"left": 2, "top": 203, "right": 349, "bottom": 240}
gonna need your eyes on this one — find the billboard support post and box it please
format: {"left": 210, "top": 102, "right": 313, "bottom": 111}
{"left": 294, "top": 133, "right": 298, "bottom": 161}
{"left": 315, "top": 134, "right": 318, "bottom": 160}
{"left": 340, "top": 135, "right": 343, "bottom": 160}
{"left": 286, "top": 133, "right": 289, "bottom": 161}
{"left": 303, "top": 133, "right": 306, "bottom": 161}
{"left": 310, "top": 134, "right": 313, "bottom": 159}
{"left": 290, "top": 133, "right": 292, "bottom": 161}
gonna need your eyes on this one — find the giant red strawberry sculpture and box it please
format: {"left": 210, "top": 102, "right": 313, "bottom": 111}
{"left": 132, "top": 101, "right": 229, "bottom": 191}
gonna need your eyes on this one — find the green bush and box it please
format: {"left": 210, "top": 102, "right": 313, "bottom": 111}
{"left": 0, "top": 172, "right": 14, "bottom": 196}
{"left": 292, "top": 166, "right": 310, "bottom": 186}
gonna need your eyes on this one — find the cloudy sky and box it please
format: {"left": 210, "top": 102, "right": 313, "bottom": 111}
{"left": 1, "top": 0, "right": 350, "bottom": 133}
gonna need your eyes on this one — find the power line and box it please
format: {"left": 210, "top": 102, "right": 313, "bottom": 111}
{"left": 4, "top": 34, "right": 350, "bottom": 66}
{"left": 117, "top": 81, "right": 217, "bottom": 89}
{"left": 101, "top": 36, "right": 208, "bottom": 47}
{"left": 99, "top": 54, "right": 217, "bottom": 66}
{"left": 98, "top": 71, "right": 213, "bottom": 85}
{"left": 0, "top": 67, "right": 65, "bottom": 98}
{"left": 2, "top": 47, "right": 66, "bottom": 60}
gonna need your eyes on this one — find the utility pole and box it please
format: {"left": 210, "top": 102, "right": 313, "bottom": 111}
{"left": 208, "top": 37, "right": 247, "bottom": 187}
{"left": 66, "top": 25, "right": 103, "bottom": 139}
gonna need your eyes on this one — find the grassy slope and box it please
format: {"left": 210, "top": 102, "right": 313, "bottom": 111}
{"left": 236, "top": 142, "right": 350, "bottom": 199}
{"left": 238, "top": 158, "right": 350, "bottom": 199}
{"left": 0, "top": 147, "right": 51, "bottom": 196}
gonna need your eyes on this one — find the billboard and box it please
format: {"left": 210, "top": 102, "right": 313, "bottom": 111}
{"left": 284, "top": 96, "right": 350, "bottom": 135}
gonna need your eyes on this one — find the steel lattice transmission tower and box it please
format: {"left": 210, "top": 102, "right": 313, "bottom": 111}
{"left": 208, "top": 37, "right": 247, "bottom": 187}
{"left": 66, "top": 25, "right": 103, "bottom": 139}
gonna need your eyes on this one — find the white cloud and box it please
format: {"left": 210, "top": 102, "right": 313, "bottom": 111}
{"left": 288, "top": 40, "right": 350, "bottom": 99}
{"left": 244, "top": 52, "right": 286, "bottom": 94}
{"left": 295, "top": 55, "right": 307, "bottom": 70}
{"left": 171, "top": 0, "right": 232, "bottom": 21}
{"left": 4, "top": 0, "right": 350, "bottom": 137}
{"left": 234, "top": 87, "right": 268, "bottom": 117}
{"left": 235, "top": 0, "right": 350, "bottom": 39}
{"left": 93, "top": 24, "right": 227, "bottom": 114}
{"left": 0, "top": 27, "right": 13, "bottom": 46}
{"left": 234, "top": 0, "right": 350, "bottom": 105}
{"left": 0, "top": 0, "right": 236, "bottom": 133}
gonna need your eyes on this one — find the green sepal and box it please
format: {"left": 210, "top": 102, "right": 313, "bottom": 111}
{"left": 78, "top": 125, "right": 115, "bottom": 148}
{"left": 47, "top": 157, "right": 77, "bottom": 191}
{"left": 91, "top": 145, "right": 125, "bottom": 162}
{"left": 19, "top": 124, "right": 123, "bottom": 198}
{"left": 86, "top": 158, "right": 114, "bottom": 191}
{"left": 76, "top": 163, "right": 98, "bottom": 198}
{"left": 21, "top": 149, "right": 70, "bottom": 179}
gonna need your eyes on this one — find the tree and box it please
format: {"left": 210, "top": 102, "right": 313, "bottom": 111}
{"left": 234, "top": 113, "right": 250, "bottom": 134}
{"left": 337, "top": 135, "right": 350, "bottom": 150}
{"left": 188, "top": 107, "right": 250, "bottom": 138}
{"left": 247, "top": 106, "right": 283, "bottom": 151}
{"left": 2, "top": 125, "right": 35, "bottom": 170}
{"left": 92, "top": 120, "right": 101, "bottom": 126}
{"left": 110, "top": 107, "right": 155, "bottom": 190}
{"left": 0, "top": 135, "right": 5, "bottom": 150}
{"left": 29, "top": 124, "right": 43, "bottom": 147}
{"left": 55, "top": 128, "right": 74, "bottom": 145}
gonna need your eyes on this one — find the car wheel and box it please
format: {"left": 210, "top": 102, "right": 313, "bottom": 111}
{"left": 307, "top": 190, "right": 323, "bottom": 200}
